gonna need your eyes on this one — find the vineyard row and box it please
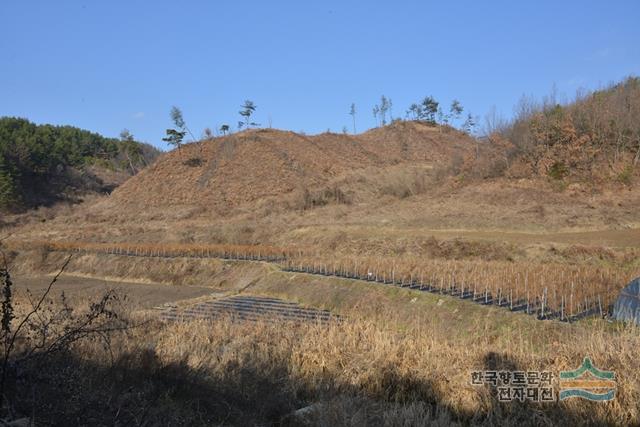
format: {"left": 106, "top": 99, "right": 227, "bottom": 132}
{"left": 13, "top": 241, "right": 635, "bottom": 322}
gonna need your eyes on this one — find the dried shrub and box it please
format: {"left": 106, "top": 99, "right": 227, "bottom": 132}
{"left": 617, "top": 165, "right": 634, "bottom": 186}
{"left": 548, "top": 161, "right": 569, "bottom": 181}
{"left": 297, "top": 185, "right": 352, "bottom": 210}
{"left": 379, "top": 169, "right": 429, "bottom": 199}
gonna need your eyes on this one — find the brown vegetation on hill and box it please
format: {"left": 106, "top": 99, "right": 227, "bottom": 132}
{"left": 108, "top": 121, "right": 478, "bottom": 212}
{"left": 500, "top": 77, "right": 640, "bottom": 183}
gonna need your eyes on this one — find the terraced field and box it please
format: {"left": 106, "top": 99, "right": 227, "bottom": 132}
{"left": 160, "top": 295, "right": 341, "bottom": 325}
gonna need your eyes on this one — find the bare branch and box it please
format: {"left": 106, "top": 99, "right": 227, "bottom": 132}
{"left": 1, "top": 255, "right": 72, "bottom": 399}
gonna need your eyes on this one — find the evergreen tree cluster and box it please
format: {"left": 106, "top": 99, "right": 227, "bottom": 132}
{"left": 0, "top": 117, "right": 158, "bottom": 211}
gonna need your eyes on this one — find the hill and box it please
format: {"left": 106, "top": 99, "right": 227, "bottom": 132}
{"left": 0, "top": 117, "right": 161, "bottom": 211}
{"left": 109, "top": 120, "right": 479, "bottom": 212}
{"left": 4, "top": 78, "right": 640, "bottom": 264}
{"left": 8, "top": 112, "right": 639, "bottom": 258}
{"left": 105, "top": 78, "right": 640, "bottom": 226}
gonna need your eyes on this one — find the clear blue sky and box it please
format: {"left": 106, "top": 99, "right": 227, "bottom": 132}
{"left": 1, "top": 1, "right": 638, "bottom": 149}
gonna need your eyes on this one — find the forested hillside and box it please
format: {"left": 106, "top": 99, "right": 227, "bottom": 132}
{"left": 498, "top": 77, "right": 640, "bottom": 183}
{"left": 0, "top": 117, "right": 161, "bottom": 211}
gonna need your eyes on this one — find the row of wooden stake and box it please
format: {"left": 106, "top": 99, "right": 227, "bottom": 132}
{"left": 20, "top": 240, "right": 626, "bottom": 322}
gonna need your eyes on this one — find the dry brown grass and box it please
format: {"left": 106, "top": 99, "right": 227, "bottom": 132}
{"left": 3, "top": 245, "right": 639, "bottom": 425}
{"left": 7, "top": 294, "right": 640, "bottom": 425}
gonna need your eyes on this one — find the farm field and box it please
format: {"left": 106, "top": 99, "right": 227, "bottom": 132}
{"left": 12, "top": 274, "right": 216, "bottom": 309}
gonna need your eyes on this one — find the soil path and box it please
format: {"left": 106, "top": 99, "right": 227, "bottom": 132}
{"left": 13, "top": 274, "right": 215, "bottom": 308}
